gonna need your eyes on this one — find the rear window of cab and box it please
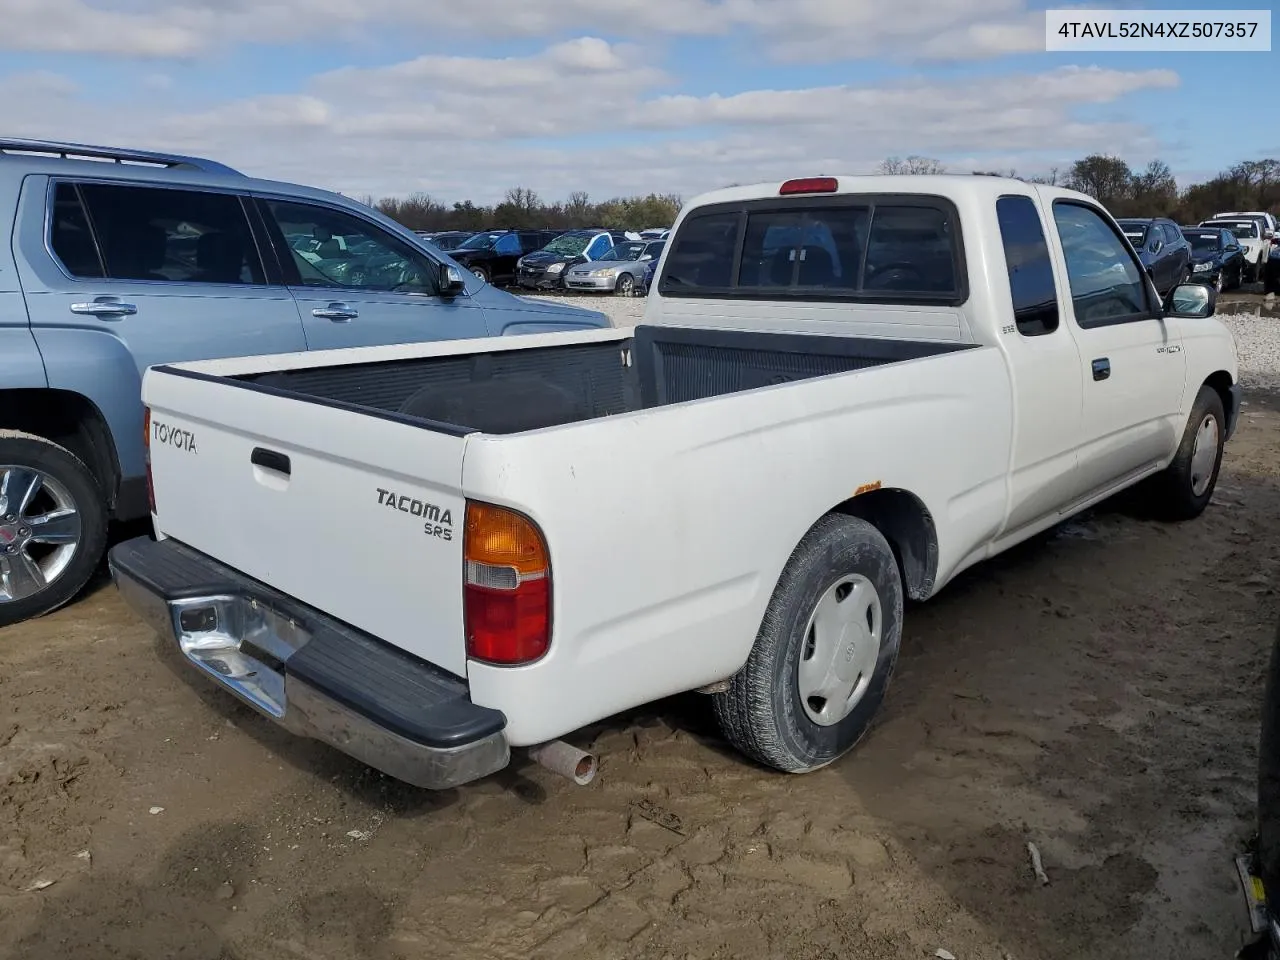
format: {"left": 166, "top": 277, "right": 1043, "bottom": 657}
{"left": 657, "top": 194, "right": 965, "bottom": 304}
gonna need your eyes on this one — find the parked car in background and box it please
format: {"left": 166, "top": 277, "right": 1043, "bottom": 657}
{"left": 1200, "top": 217, "right": 1271, "bottom": 282}
{"left": 1213, "top": 210, "right": 1277, "bottom": 240}
{"left": 1117, "top": 217, "right": 1192, "bottom": 296}
{"left": 517, "top": 229, "right": 631, "bottom": 290}
{"left": 640, "top": 228, "right": 670, "bottom": 240}
{"left": 1266, "top": 248, "right": 1280, "bottom": 295}
{"left": 448, "top": 229, "right": 562, "bottom": 286}
{"left": 419, "top": 230, "right": 475, "bottom": 252}
{"left": 564, "top": 238, "right": 666, "bottom": 295}
{"left": 0, "top": 137, "right": 609, "bottom": 627}
{"left": 1179, "top": 226, "right": 1246, "bottom": 293}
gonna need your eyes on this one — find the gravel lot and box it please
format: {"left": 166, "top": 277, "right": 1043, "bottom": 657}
{"left": 1, "top": 288, "right": 1278, "bottom": 960}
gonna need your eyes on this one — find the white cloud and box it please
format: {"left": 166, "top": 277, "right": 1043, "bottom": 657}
{"left": 0, "top": 46, "right": 1184, "bottom": 204}
{"left": 0, "top": 0, "right": 1049, "bottom": 61}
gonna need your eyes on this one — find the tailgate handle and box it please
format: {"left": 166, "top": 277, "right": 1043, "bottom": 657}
{"left": 251, "top": 447, "right": 291, "bottom": 476}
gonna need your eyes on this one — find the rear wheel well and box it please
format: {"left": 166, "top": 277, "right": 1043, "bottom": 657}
{"left": 0, "top": 389, "right": 120, "bottom": 509}
{"left": 1203, "top": 370, "right": 1235, "bottom": 435}
{"left": 831, "top": 488, "right": 938, "bottom": 601}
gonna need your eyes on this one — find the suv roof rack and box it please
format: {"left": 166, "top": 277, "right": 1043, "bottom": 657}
{"left": 0, "top": 138, "right": 243, "bottom": 177}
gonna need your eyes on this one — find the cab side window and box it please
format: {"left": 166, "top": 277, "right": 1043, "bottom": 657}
{"left": 1052, "top": 201, "right": 1152, "bottom": 327}
{"left": 995, "top": 195, "right": 1058, "bottom": 337}
{"left": 494, "top": 233, "right": 521, "bottom": 255}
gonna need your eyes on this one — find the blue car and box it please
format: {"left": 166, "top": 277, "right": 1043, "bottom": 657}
{"left": 0, "top": 137, "right": 608, "bottom": 626}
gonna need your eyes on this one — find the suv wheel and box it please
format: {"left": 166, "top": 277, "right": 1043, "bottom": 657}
{"left": 0, "top": 431, "right": 108, "bottom": 627}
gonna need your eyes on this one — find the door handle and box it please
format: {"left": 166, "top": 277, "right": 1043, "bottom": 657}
{"left": 70, "top": 296, "right": 137, "bottom": 318}
{"left": 312, "top": 302, "right": 358, "bottom": 322}
{"left": 250, "top": 447, "right": 291, "bottom": 476}
{"left": 1092, "top": 358, "right": 1111, "bottom": 381}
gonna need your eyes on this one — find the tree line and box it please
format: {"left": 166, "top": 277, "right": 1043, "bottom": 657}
{"left": 364, "top": 187, "right": 684, "bottom": 233}
{"left": 364, "top": 155, "right": 1277, "bottom": 233}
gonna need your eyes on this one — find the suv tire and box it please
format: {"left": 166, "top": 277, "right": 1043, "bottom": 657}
{"left": 0, "top": 430, "right": 108, "bottom": 627}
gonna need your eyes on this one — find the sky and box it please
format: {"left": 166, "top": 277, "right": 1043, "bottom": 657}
{"left": 0, "top": 0, "right": 1276, "bottom": 206}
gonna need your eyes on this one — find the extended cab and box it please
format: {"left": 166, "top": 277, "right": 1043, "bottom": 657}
{"left": 108, "top": 175, "right": 1241, "bottom": 789}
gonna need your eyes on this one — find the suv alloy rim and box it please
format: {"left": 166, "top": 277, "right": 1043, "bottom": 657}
{"left": 0, "top": 466, "right": 82, "bottom": 603}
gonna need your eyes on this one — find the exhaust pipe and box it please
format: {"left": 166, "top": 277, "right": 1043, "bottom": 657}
{"left": 527, "top": 740, "right": 597, "bottom": 785}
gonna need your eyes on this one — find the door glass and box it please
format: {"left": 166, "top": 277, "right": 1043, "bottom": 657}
{"left": 1052, "top": 202, "right": 1151, "bottom": 327}
{"left": 494, "top": 234, "right": 521, "bottom": 255}
{"left": 265, "top": 200, "right": 439, "bottom": 294}
{"left": 73, "top": 183, "right": 266, "bottom": 285}
{"left": 49, "top": 183, "right": 105, "bottom": 279}
{"left": 995, "top": 195, "right": 1059, "bottom": 337}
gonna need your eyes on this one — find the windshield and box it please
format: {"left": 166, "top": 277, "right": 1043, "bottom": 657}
{"left": 1184, "top": 232, "right": 1221, "bottom": 253}
{"left": 602, "top": 241, "right": 645, "bottom": 261}
{"left": 458, "top": 233, "right": 500, "bottom": 251}
{"left": 542, "top": 234, "right": 591, "bottom": 256}
{"left": 1117, "top": 221, "right": 1148, "bottom": 244}
{"left": 1205, "top": 221, "right": 1259, "bottom": 239}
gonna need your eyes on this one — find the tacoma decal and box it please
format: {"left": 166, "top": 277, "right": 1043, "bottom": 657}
{"left": 376, "top": 487, "right": 454, "bottom": 541}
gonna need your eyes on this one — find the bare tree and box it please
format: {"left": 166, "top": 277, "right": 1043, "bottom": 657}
{"left": 878, "top": 155, "right": 945, "bottom": 175}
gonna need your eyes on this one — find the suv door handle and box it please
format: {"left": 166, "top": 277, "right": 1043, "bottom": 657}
{"left": 1092, "top": 358, "right": 1111, "bottom": 381}
{"left": 312, "top": 302, "right": 358, "bottom": 322}
{"left": 70, "top": 296, "right": 137, "bottom": 318}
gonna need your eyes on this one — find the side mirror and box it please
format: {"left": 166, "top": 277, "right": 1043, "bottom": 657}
{"left": 440, "top": 264, "right": 467, "bottom": 297}
{"left": 1149, "top": 240, "right": 1163, "bottom": 254}
{"left": 640, "top": 254, "right": 653, "bottom": 261}
{"left": 1165, "top": 282, "right": 1216, "bottom": 319}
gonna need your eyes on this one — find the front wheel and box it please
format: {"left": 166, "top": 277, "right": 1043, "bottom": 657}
{"left": 1143, "top": 385, "right": 1226, "bottom": 521}
{"left": 615, "top": 273, "right": 635, "bottom": 296}
{"left": 713, "top": 515, "right": 903, "bottom": 774}
{"left": 471, "top": 267, "right": 489, "bottom": 284}
{"left": 0, "top": 431, "right": 108, "bottom": 627}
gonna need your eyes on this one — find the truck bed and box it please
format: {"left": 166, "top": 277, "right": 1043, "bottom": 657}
{"left": 219, "top": 325, "right": 974, "bottom": 435}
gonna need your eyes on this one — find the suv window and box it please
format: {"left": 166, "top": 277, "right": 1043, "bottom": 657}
{"left": 1053, "top": 201, "right": 1151, "bottom": 327}
{"left": 265, "top": 200, "right": 439, "bottom": 294}
{"left": 494, "top": 233, "right": 521, "bottom": 255}
{"left": 54, "top": 182, "right": 266, "bottom": 285}
{"left": 1162, "top": 222, "right": 1182, "bottom": 245}
{"left": 995, "top": 195, "right": 1058, "bottom": 337}
{"left": 50, "top": 183, "right": 105, "bottom": 279}
{"left": 660, "top": 197, "right": 961, "bottom": 300}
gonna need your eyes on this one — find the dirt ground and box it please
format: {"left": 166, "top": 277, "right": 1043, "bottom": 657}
{"left": 2, "top": 396, "right": 1280, "bottom": 960}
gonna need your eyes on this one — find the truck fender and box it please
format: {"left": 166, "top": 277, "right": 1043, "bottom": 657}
{"left": 831, "top": 487, "right": 940, "bottom": 601}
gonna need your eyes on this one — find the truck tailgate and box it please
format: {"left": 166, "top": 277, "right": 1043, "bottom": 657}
{"left": 143, "top": 366, "right": 471, "bottom": 678}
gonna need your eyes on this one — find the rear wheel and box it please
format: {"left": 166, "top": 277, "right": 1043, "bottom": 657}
{"left": 713, "top": 515, "right": 903, "bottom": 773}
{"left": 0, "top": 431, "right": 108, "bottom": 627}
{"left": 1143, "top": 385, "right": 1225, "bottom": 522}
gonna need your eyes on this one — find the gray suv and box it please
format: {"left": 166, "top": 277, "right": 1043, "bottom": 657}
{"left": 0, "top": 138, "right": 609, "bottom": 627}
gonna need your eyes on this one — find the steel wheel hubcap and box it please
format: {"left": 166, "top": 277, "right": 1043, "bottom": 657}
{"left": 0, "top": 466, "right": 82, "bottom": 603}
{"left": 797, "top": 574, "right": 882, "bottom": 726}
{"left": 472, "top": 269, "right": 486, "bottom": 281}
{"left": 1189, "top": 414, "right": 1220, "bottom": 497}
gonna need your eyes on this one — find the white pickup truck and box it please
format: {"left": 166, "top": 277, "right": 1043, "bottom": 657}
{"left": 109, "top": 175, "right": 1241, "bottom": 789}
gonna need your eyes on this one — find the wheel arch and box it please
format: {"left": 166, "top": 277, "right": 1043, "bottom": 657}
{"left": 829, "top": 487, "right": 939, "bottom": 601}
{"left": 0, "top": 388, "right": 121, "bottom": 510}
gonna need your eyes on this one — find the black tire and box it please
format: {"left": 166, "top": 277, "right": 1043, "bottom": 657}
{"left": 713, "top": 515, "right": 904, "bottom": 773}
{"left": 1214, "top": 270, "right": 1225, "bottom": 294}
{"left": 615, "top": 273, "right": 635, "bottom": 296}
{"left": 0, "top": 430, "right": 108, "bottom": 627}
{"left": 1144, "top": 385, "right": 1226, "bottom": 522}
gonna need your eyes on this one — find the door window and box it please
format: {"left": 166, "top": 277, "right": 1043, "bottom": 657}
{"left": 995, "top": 195, "right": 1058, "bottom": 337}
{"left": 586, "top": 235, "right": 612, "bottom": 259}
{"left": 494, "top": 233, "right": 521, "bottom": 255}
{"left": 1052, "top": 202, "right": 1152, "bottom": 327}
{"left": 264, "top": 199, "right": 439, "bottom": 294}
{"left": 52, "top": 181, "right": 266, "bottom": 285}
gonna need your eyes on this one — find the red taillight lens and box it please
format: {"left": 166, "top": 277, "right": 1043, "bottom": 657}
{"left": 463, "top": 501, "right": 551, "bottom": 665}
{"left": 779, "top": 177, "right": 838, "bottom": 195}
{"left": 143, "top": 407, "right": 156, "bottom": 513}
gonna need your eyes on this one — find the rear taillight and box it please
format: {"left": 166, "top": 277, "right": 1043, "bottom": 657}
{"left": 464, "top": 501, "right": 551, "bottom": 665}
{"left": 143, "top": 407, "right": 156, "bottom": 514}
